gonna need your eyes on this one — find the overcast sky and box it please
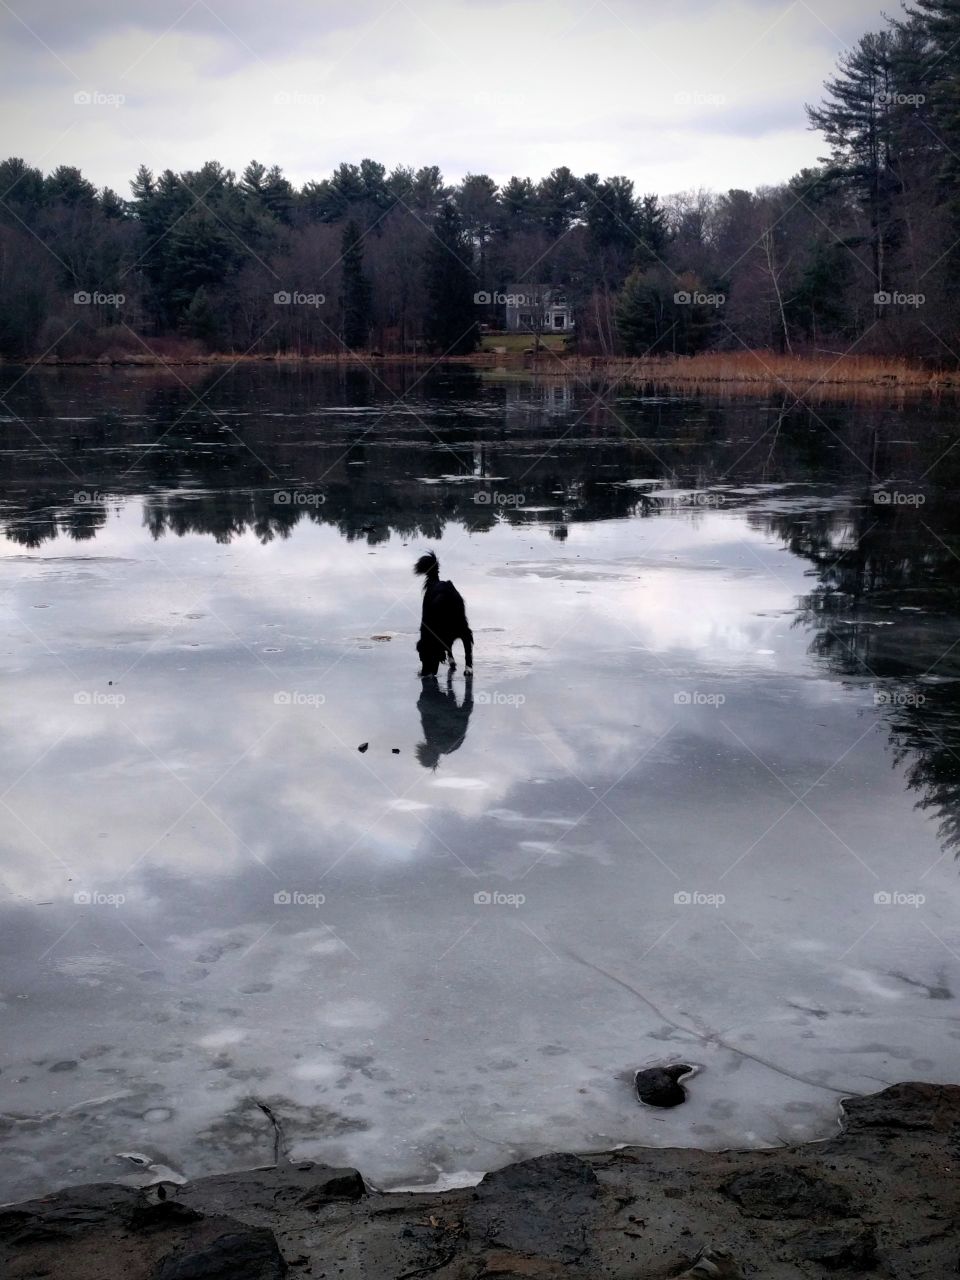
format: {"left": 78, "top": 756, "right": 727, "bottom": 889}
{"left": 1, "top": 0, "right": 892, "bottom": 198}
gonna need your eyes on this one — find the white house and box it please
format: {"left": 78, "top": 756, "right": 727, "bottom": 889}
{"left": 504, "top": 285, "right": 575, "bottom": 334}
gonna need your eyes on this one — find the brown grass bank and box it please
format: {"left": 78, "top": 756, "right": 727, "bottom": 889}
{"left": 14, "top": 346, "right": 960, "bottom": 400}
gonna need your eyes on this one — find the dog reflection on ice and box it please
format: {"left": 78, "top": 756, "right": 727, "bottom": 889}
{"left": 416, "top": 672, "right": 473, "bottom": 769}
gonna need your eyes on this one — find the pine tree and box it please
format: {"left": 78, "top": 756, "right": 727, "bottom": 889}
{"left": 99, "top": 187, "right": 126, "bottom": 220}
{"left": 42, "top": 165, "right": 97, "bottom": 209}
{"left": 616, "top": 269, "right": 664, "bottom": 353}
{"left": 787, "top": 241, "right": 855, "bottom": 340}
{"left": 806, "top": 30, "right": 903, "bottom": 299}
{"left": 500, "top": 177, "right": 537, "bottom": 232}
{"left": 536, "top": 166, "right": 582, "bottom": 239}
{"left": 410, "top": 166, "right": 451, "bottom": 216}
{"left": 616, "top": 268, "right": 715, "bottom": 355}
{"left": 0, "top": 158, "right": 44, "bottom": 227}
{"left": 423, "top": 203, "right": 478, "bottom": 354}
{"left": 906, "top": 0, "right": 960, "bottom": 297}
{"left": 261, "top": 165, "right": 295, "bottom": 224}
{"left": 240, "top": 160, "right": 268, "bottom": 198}
{"left": 166, "top": 208, "right": 237, "bottom": 319}
{"left": 183, "top": 285, "right": 221, "bottom": 349}
{"left": 910, "top": 0, "right": 960, "bottom": 163}
{"left": 340, "top": 219, "right": 371, "bottom": 349}
{"left": 634, "top": 195, "right": 669, "bottom": 269}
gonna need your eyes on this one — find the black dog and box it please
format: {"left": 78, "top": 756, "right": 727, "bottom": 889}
{"left": 414, "top": 550, "right": 473, "bottom": 677}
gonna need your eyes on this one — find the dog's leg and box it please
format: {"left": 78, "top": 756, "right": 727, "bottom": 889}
{"left": 463, "top": 629, "right": 474, "bottom": 675}
{"left": 418, "top": 638, "right": 441, "bottom": 678}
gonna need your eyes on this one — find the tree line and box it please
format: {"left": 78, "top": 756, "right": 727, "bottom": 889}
{"left": 2, "top": 0, "right": 960, "bottom": 363}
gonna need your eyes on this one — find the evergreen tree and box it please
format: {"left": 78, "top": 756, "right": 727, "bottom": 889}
{"left": 409, "top": 166, "right": 451, "bottom": 216}
{"left": 616, "top": 268, "right": 666, "bottom": 353}
{"left": 183, "top": 285, "right": 221, "bottom": 348}
{"left": 587, "top": 176, "right": 638, "bottom": 251}
{"left": 536, "top": 166, "right": 582, "bottom": 238}
{"left": 909, "top": 0, "right": 960, "bottom": 168}
{"left": 455, "top": 174, "right": 501, "bottom": 287}
{"left": 423, "top": 203, "right": 478, "bottom": 354}
{"left": 42, "top": 165, "right": 97, "bottom": 209}
{"left": 616, "top": 267, "right": 715, "bottom": 355}
{"left": 806, "top": 30, "right": 904, "bottom": 299}
{"left": 500, "top": 177, "right": 538, "bottom": 232}
{"left": 905, "top": 0, "right": 960, "bottom": 301}
{"left": 0, "top": 157, "right": 45, "bottom": 228}
{"left": 99, "top": 187, "right": 127, "bottom": 220}
{"left": 166, "top": 208, "right": 238, "bottom": 320}
{"left": 261, "top": 165, "right": 295, "bottom": 224}
{"left": 588, "top": 176, "right": 640, "bottom": 287}
{"left": 340, "top": 219, "right": 372, "bottom": 349}
{"left": 240, "top": 160, "right": 268, "bottom": 198}
{"left": 634, "top": 194, "right": 669, "bottom": 269}
{"left": 787, "top": 241, "right": 855, "bottom": 340}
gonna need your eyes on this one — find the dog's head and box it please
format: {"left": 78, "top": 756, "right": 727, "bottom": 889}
{"left": 414, "top": 550, "right": 439, "bottom": 578}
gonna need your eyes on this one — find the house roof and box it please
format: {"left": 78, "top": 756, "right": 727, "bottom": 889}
{"left": 505, "top": 286, "right": 569, "bottom": 305}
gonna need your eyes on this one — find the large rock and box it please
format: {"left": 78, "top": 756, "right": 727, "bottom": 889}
{"left": 0, "top": 1183, "right": 142, "bottom": 1245}
{"left": 635, "top": 1064, "right": 694, "bottom": 1107}
{"left": 467, "top": 1153, "right": 600, "bottom": 1263}
{"left": 154, "top": 1225, "right": 287, "bottom": 1278}
{"left": 840, "top": 1080, "right": 960, "bottom": 1134}
{"left": 787, "top": 1225, "right": 878, "bottom": 1270}
{"left": 0, "top": 1183, "right": 287, "bottom": 1280}
{"left": 177, "top": 1161, "right": 365, "bottom": 1219}
{"left": 722, "top": 1167, "right": 852, "bottom": 1219}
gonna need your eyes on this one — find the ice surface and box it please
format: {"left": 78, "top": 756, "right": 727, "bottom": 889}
{"left": 1, "top": 379, "right": 959, "bottom": 1204}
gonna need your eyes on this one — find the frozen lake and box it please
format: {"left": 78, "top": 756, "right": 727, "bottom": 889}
{"left": 2, "top": 365, "right": 960, "bottom": 1202}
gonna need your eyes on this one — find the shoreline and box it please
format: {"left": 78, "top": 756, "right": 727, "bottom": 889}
{"left": 2, "top": 1082, "right": 957, "bottom": 1278}
{"left": 6, "top": 349, "right": 960, "bottom": 399}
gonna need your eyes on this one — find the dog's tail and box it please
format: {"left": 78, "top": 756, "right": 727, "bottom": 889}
{"left": 414, "top": 550, "right": 439, "bottom": 577}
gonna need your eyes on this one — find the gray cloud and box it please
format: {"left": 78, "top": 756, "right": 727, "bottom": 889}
{"left": 3, "top": 0, "right": 382, "bottom": 56}
{"left": 0, "top": 0, "right": 891, "bottom": 194}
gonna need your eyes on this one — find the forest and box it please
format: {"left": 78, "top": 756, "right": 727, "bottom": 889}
{"left": 2, "top": 0, "right": 960, "bottom": 364}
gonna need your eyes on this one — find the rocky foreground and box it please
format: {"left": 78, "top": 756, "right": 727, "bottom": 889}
{"left": 1, "top": 1083, "right": 958, "bottom": 1279}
